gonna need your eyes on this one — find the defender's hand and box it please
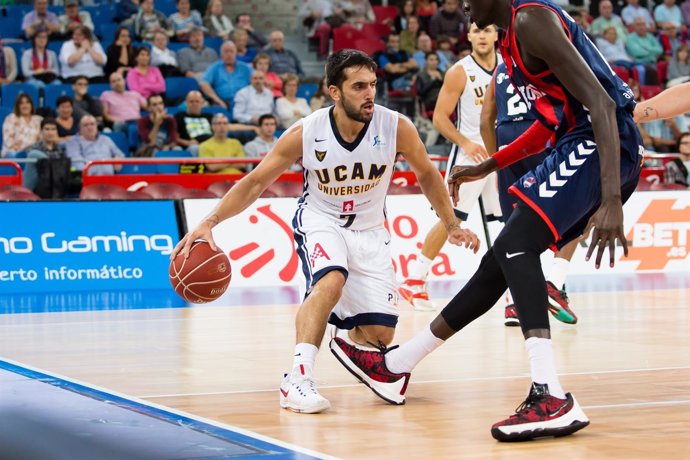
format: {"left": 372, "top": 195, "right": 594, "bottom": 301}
{"left": 447, "top": 158, "right": 498, "bottom": 206}
{"left": 583, "top": 198, "right": 628, "bottom": 269}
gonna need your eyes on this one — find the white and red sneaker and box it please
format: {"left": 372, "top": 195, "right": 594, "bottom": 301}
{"left": 279, "top": 369, "right": 330, "bottom": 414}
{"left": 398, "top": 278, "right": 436, "bottom": 311}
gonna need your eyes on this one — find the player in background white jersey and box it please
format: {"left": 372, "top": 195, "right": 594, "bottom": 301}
{"left": 399, "top": 23, "right": 503, "bottom": 311}
{"left": 172, "top": 50, "right": 480, "bottom": 414}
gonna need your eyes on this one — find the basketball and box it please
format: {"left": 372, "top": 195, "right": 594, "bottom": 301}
{"left": 169, "top": 241, "right": 231, "bottom": 303}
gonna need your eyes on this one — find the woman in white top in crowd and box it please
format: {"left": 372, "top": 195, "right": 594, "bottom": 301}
{"left": 203, "top": 0, "right": 233, "bottom": 40}
{"left": 2, "top": 94, "right": 42, "bottom": 158}
{"left": 59, "top": 25, "right": 106, "bottom": 81}
{"left": 22, "top": 30, "right": 60, "bottom": 89}
{"left": 275, "top": 74, "right": 312, "bottom": 128}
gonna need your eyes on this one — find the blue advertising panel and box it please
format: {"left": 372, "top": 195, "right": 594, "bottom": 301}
{"left": 0, "top": 201, "right": 179, "bottom": 294}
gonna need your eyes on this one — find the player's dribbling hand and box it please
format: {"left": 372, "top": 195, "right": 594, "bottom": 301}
{"left": 583, "top": 198, "right": 628, "bottom": 269}
{"left": 447, "top": 225, "right": 481, "bottom": 254}
{"left": 171, "top": 220, "right": 218, "bottom": 260}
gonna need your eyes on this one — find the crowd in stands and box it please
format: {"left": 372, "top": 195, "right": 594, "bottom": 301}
{"left": 0, "top": 0, "right": 330, "bottom": 195}
{"left": 2, "top": 0, "right": 690, "bottom": 194}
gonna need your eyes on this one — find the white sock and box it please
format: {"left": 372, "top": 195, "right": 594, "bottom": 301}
{"left": 547, "top": 257, "right": 571, "bottom": 290}
{"left": 408, "top": 254, "right": 433, "bottom": 280}
{"left": 525, "top": 337, "right": 566, "bottom": 399}
{"left": 291, "top": 343, "right": 318, "bottom": 379}
{"left": 385, "top": 326, "right": 444, "bottom": 374}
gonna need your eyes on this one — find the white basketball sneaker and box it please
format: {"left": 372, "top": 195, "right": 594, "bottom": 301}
{"left": 279, "top": 371, "right": 331, "bottom": 414}
{"left": 398, "top": 278, "right": 436, "bottom": 311}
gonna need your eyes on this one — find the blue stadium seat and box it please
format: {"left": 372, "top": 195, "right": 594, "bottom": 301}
{"left": 98, "top": 22, "right": 121, "bottom": 42}
{"left": 167, "top": 42, "right": 187, "bottom": 53}
{"left": 201, "top": 106, "right": 231, "bottom": 118}
{"left": 164, "top": 77, "right": 199, "bottom": 102}
{"left": 297, "top": 83, "right": 318, "bottom": 101}
{"left": 157, "top": 0, "right": 177, "bottom": 16}
{"left": 132, "top": 41, "right": 152, "bottom": 50}
{"left": 154, "top": 149, "right": 193, "bottom": 173}
{"left": 47, "top": 41, "right": 65, "bottom": 55}
{"left": 84, "top": 4, "right": 114, "bottom": 24}
{"left": 43, "top": 84, "right": 75, "bottom": 109}
{"left": 88, "top": 83, "right": 111, "bottom": 98}
{"left": 127, "top": 122, "right": 140, "bottom": 148}
{"left": 204, "top": 36, "right": 223, "bottom": 52}
{"left": 102, "top": 131, "right": 129, "bottom": 156}
{"left": 165, "top": 106, "right": 182, "bottom": 116}
{"left": 0, "top": 15, "right": 25, "bottom": 40}
{"left": 1, "top": 84, "right": 40, "bottom": 108}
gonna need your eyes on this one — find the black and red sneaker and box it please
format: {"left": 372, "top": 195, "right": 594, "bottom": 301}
{"left": 491, "top": 383, "right": 590, "bottom": 442}
{"left": 329, "top": 337, "right": 410, "bottom": 405}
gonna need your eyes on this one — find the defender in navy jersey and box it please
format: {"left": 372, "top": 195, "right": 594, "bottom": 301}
{"left": 172, "top": 50, "right": 479, "bottom": 415}
{"left": 329, "top": 0, "right": 644, "bottom": 443}
{"left": 483, "top": 62, "right": 579, "bottom": 327}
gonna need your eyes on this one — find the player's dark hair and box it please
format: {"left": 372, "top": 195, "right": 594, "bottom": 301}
{"left": 325, "top": 49, "right": 377, "bottom": 89}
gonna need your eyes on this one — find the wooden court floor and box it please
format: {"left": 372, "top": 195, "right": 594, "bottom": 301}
{"left": 1, "top": 285, "right": 689, "bottom": 459}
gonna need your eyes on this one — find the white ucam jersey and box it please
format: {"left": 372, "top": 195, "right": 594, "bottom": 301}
{"left": 298, "top": 105, "right": 398, "bottom": 231}
{"left": 455, "top": 53, "right": 500, "bottom": 145}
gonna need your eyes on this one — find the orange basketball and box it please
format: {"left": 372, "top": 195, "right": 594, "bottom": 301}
{"left": 169, "top": 241, "right": 231, "bottom": 303}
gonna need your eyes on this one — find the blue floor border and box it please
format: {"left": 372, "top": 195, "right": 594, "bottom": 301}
{"left": 0, "top": 359, "right": 333, "bottom": 460}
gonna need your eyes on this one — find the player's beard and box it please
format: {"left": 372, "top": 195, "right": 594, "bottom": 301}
{"left": 341, "top": 95, "right": 374, "bottom": 123}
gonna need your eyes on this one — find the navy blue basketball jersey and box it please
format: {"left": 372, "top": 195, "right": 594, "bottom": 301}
{"left": 498, "top": 0, "right": 636, "bottom": 141}
{"left": 494, "top": 62, "right": 537, "bottom": 149}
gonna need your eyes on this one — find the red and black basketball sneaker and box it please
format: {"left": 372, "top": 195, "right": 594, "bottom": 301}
{"left": 491, "top": 383, "right": 590, "bottom": 442}
{"left": 504, "top": 304, "right": 520, "bottom": 327}
{"left": 329, "top": 337, "right": 410, "bottom": 405}
{"left": 546, "top": 282, "right": 578, "bottom": 324}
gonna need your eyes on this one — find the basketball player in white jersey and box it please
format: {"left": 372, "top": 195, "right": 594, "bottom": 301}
{"left": 399, "top": 23, "right": 502, "bottom": 311}
{"left": 172, "top": 50, "right": 480, "bottom": 414}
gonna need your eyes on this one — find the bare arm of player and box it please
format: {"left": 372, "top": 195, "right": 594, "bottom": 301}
{"left": 171, "top": 123, "right": 304, "bottom": 259}
{"left": 633, "top": 82, "right": 690, "bottom": 123}
{"left": 480, "top": 73, "right": 498, "bottom": 155}
{"left": 397, "top": 115, "right": 480, "bottom": 253}
{"left": 432, "top": 64, "right": 489, "bottom": 163}
{"left": 446, "top": 75, "right": 501, "bottom": 203}
{"left": 515, "top": 6, "right": 627, "bottom": 269}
